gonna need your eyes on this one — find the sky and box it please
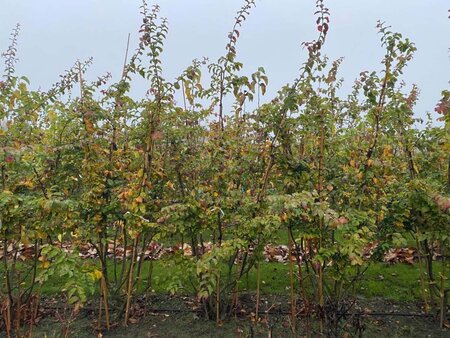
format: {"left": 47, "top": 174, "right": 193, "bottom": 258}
{"left": 1, "top": 0, "right": 449, "bottom": 124}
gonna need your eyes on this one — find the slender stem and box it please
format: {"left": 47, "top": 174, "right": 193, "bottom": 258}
{"left": 414, "top": 230, "right": 429, "bottom": 312}
{"left": 289, "top": 227, "right": 309, "bottom": 310}
{"left": 255, "top": 261, "right": 261, "bottom": 322}
{"left": 216, "top": 273, "right": 220, "bottom": 324}
{"left": 439, "top": 244, "right": 446, "bottom": 328}
{"left": 102, "top": 277, "right": 110, "bottom": 330}
{"left": 317, "top": 107, "right": 325, "bottom": 334}
{"left": 288, "top": 228, "right": 296, "bottom": 332}
{"left": 97, "top": 291, "right": 103, "bottom": 330}
{"left": 124, "top": 236, "right": 138, "bottom": 326}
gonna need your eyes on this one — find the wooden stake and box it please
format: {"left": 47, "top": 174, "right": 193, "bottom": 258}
{"left": 102, "top": 277, "right": 110, "bottom": 330}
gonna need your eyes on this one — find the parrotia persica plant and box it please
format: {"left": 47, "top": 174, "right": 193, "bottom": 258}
{"left": 1, "top": 0, "right": 449, "bottom": 336}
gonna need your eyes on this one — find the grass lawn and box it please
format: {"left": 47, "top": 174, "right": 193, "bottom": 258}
{"left": 31, "top": 258, "right": 448, "bottom": 304}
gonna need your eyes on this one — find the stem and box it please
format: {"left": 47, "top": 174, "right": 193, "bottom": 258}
{"left": 365, "top": 57, "right": 391, "bottom": 163}
{"left": 439, "top": 246, "right": 444, "bottom": 328}
{"left": 255, "top": 261, "right": 261, "bottom": 322}
{"left": 22, "top": 241, "right": 39, "bottom": 305}
{"left": 3, "top": 228, "right": 13, "bottom": 322}
{"left": 289, "top": 228, "right": 309, "bottom": 311}
{"left": 5, "top": 298, "right": 11, "bottom": 338}
{"left": 15, "top": 271, "right": 21, "bottom": 336}
{"left": 135, "top": 232, "right": 151, "bottom": 291}
{"left": 216, "top": 273, "right": 220, "bottom": 324}
{"left": 314, "top": 104, "right": 326, "bottom": 337}
{"left": 288, "top": 229, "right": 296, "bottom": 332}
{"left": 414, "top": 229, "right": 429, "bottom": 312}
{"left": 118, "top": 225, "right": 128, "bottom": 292}
{"left": 102, "top": 277, "right": 110, "bottom": 330}
{"left": 447, "top": 153, "right": 450, "bottom": 192}
{"left": 113, "top": 225, "right": 119, "bottom": 286}
{"left": 144, "top": 259, "right": 154, "bottom": 293}
{"left": 217, "top": 212, "right": 223, "bottom": 247}
{"left": 124, "top": 237, "right": 138, "bottom": 326}
{"left": 28, "top": 296, "right": 36, "bottom": 338}
{"left": 97, "top": 291, "right": 102, "bottom": 330}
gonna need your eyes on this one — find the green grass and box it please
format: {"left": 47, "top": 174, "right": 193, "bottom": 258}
{"left": 2, "top": 255, "right": 448, "bottom": 304}
{"left": 107, "top": 259, "right": 449, "bottom": 302}
{"left": 361, "top": 263, "right": 423, "bottom": 301}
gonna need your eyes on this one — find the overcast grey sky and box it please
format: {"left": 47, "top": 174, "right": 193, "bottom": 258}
{"left": 1, "top": 0, "right": 449, "bottom": 123}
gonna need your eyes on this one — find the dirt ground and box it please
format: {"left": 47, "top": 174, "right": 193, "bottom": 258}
{"left": 14, "top": 295, "right": 450, "bottom": 338}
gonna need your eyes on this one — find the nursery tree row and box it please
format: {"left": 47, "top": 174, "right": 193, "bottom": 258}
{"left": 1, "top": 1, "right": 449, "bottom": 336}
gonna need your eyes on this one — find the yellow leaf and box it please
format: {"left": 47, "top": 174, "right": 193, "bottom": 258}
{"left": 93, "top": 214, "right": 102, "bottom": 222}
{"left": 382, "top": 146, "right": 392, "bottom": 158}
{"left": 395, "top": 221, "right": 404, "bottom": 228}
{"left": 166, "top": 181, "right": 175, "bottom": 190}
{"left": 92, "top": 269, "right": 103, "bottom": 281}
{"left": 37, "top": 231, "right": 47, "bottom": 239}
{"left": 48, "top": 109, "right": 56, "bottom": 121}
{"left": 40, "top": 260, "right": 50, "bottom": 269}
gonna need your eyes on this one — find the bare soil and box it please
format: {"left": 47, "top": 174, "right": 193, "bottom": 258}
{"left": 13, "top": 295, "right": 449, "bottom": 338}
